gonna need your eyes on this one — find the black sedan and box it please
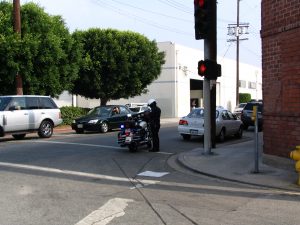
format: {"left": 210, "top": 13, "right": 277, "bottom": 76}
{"left": 71, "top": 105, "right": 134, "bottom": 133}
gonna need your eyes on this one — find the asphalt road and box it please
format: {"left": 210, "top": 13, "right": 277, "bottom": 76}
{"left": 0, "top": 125, "right": 299, "bottom": 225}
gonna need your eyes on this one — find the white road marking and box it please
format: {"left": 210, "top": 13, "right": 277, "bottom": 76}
{"left": 156, "top": 151, "right": 173, "bottom": 155}
{"left": 137, "top": 171, "right": 169, "bottom": 177}
{"left": 0, "top": 162, "right": 158, "bottom": 186}
{"left": 20, "top": 140, "right": 174, "bottom": 154}
{"left": 75, "top": 198, "right": 134, "bottom": 225}
{"left": 29, "top": 140, "right": 123, "bottom": 150}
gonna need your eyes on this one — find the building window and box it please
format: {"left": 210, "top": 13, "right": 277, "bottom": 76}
{"left": 248, "top": 82, "right": 256, "bottom": 89}
{"left": 239, "top": 80, "right": 246, "bottom": 88}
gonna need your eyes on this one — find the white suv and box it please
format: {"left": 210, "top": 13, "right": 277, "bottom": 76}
{"left": 0, "top": 95, "right": 62, "bottom": 139}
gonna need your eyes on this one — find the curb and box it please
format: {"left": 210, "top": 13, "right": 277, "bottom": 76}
{"left": 54, "top": 126, "right": 73, "bottom": 134}
{"left": 176, "top": 152, "right": 299, "bottom": 192}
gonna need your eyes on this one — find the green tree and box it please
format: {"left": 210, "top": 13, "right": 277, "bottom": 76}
{"left": 72, "top": 28, "right": 165, "bottom": 105}
{"left": 0, "top": 2, "right": 81, "bottom": 96}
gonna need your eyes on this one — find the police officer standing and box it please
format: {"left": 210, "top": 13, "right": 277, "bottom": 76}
{"left": 147, "top": 99, "right": 161, "bottom": 152}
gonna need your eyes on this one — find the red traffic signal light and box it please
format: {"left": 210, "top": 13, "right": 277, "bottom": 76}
{"left": 198, "top": 60, "right": 207, "bottom": 76}
{"left": 195, "top": 0, "right": 205, "bottom": 7}
{"left": 198, "top": 60, "right": 222, "bottom": 80}
{"left": 194, "top": 0, "right": 211, "bottom": 40}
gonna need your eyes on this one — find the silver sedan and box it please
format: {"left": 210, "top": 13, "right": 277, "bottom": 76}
{"left": 178, "top": 107, "right": 243, "bottom": 142}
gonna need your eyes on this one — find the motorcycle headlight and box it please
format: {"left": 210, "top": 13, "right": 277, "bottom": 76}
{"left": 88, "top": 119, "right": 99, "bottom": 124}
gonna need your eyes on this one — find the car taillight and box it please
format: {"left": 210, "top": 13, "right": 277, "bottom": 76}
{"left": 59, "top": 112, "right": 62, "bottom": 119}
{"left": 179, "top": 119, "right": 188, "bottom": 125}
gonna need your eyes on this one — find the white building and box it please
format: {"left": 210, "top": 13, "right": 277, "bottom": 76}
{"left": 55, "top": 42, "right": 262, "bottom": 118}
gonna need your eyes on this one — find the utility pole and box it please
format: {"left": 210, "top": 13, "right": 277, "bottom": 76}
{"left": 13, "top": 0, "right": 23, "bottom": 95}
{"left": 227, "top": 0, "right": 249, "bottom": 105}
{"left": 236, "top": 0, "right": 240, "bottom": 105}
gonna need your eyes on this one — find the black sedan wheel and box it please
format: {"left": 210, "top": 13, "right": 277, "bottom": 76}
{"left": 100, "top": 122, "right": 109, "bottom": 133}
{"left": 75, "top": 129, "right": 84, "bottom": 134}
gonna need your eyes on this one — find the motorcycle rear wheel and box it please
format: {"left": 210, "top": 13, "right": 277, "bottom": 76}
{"left": 128, "top": 143, "right": 137, "bottom": 152}
{"left": 147, "top": 139, "right": 153, "bottom": 149}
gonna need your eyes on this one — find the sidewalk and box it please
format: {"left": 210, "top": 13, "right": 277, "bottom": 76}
{"left": 177, "top": 138, "right": 300, "bottom": 192}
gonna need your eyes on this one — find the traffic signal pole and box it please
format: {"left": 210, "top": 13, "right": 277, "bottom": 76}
{"left": 194, "top": 0, "right": 219, "bottom": 154}
{"left": 203, "top": 0, "right": 217, "bottom": 154}
{"left": 203, "top": 77, "right": 211, "bottom": 154}
{"left": 209, "top": 0, "right": 217, "bottom": 150}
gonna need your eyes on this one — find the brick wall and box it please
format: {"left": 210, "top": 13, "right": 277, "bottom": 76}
{"left": 261, "top": 0, "right": 300, "bottom": 157}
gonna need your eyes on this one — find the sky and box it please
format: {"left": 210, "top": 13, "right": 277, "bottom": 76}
{"left": 21, "top": 0, "right": 261, "bottom": 67}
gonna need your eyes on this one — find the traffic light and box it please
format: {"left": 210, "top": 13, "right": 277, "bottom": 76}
{"left": 198, "top": 60, "right": 221, "bottom": 80}
{"left": 194, "top": 0, "right": 212, "bottom": 40}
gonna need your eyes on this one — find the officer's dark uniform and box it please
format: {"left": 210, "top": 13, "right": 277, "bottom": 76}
{"left": 148, "top": 101, "right": 161, "bottom": 152}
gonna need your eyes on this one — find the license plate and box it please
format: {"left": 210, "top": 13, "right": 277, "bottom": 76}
{"left": 190, "top": 129, "right": 198, "bottom": 135}
{"left": 125, "top": 136, "right": 132, "bottom": 143}
{"left": 77, "top": 124, "right": 83, "bottom": 128}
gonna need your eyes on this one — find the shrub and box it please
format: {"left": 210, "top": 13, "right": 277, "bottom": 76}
{"left": 60, "top": 106, "right": 90, "bottom": 125}
{"left": 239, "top": 93, "right": 251, "bottom": 103}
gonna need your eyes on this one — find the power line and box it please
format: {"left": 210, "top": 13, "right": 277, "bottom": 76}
{"left": 221, "top": 42, "right": 234, "bottom": 61}
{"left": 240, "top": 43, "right": 260, "bottom": 57}
{"left": 91, "top": 0, "right": 233, "bottom": 34}
{"left": 242, "top": 0, "right": 260, "bottom": 13}
{"left": 111, "top": 0, "right": 192, "bottom": 23}
{"left": 164, "top": 0, "right": 193, "bottom": 12}
{"left": 90, "top": 0, "right": 193, "bottom": 36}
{"left": 156, "top": 0, "right": 192, "bottom": 14}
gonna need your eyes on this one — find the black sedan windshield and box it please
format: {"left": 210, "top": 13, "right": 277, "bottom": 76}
{"left": 87, "top": 106, "right": 111, "bottom": 117}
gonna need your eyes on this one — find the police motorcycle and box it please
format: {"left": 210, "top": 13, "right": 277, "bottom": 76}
{"left": 117, "top": 112, "right": 152, "bottom": 152}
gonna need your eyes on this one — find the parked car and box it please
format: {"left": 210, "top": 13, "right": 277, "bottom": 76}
{"left": 129, "top": 105, "right": 150, "bottom": 113}
{"left": 0, "top": 95, "right": 62, "bottom": 139}
{"left": 233, "top": 103, "right": 247, "bottom": 118}
{"left": 178, "top": 107, "right": 243, "bottom": 142}
{"left": 71, "top": 105, "right": 135, "bottom": 133}
{"left": 125, "top": 103, "right": 149, "bottom": 113}
{"left": 241, "top": 101, "right": 263, "bottom": 130}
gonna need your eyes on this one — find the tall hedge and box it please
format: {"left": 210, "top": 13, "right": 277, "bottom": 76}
{"left": 239, "top": 93, "right": 251, "bottom": 103}
{"left": 60, "top": 106, "right": 90, "bottom": 125}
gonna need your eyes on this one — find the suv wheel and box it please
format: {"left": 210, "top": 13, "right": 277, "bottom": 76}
{"left": 38, "top": 120, "right": 53, "bottom": 138}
